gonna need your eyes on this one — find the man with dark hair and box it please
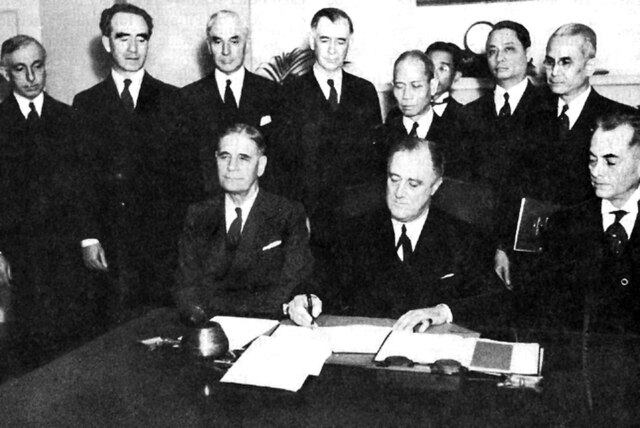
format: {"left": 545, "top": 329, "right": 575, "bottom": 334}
{"left": 286, "top": 136, "right": 503, "bottom": 331}
{"left": 382, "top": 50, "right": 464, "bottom": 177}
{"left": 542, "top": 112, "right": 640, "bottom": 333}
{"left": 73, "top": 3, "right": 201, "bottom": 325}
{"left": 0, "top": 35, "right": 91, "bottom": 368}
{"left": 540, "top": 23, "right": 636, "bottom": 205}
{"left": 425, "top": 41, "right": 463, "bottom": 124}
{"left": 181, "top": 10, "right": 279, "bottom": 194}
{"left": 459, "top": 20, "right": 549, "bottom": 287}
{"left": 278, "top": 7, "right": 382, "bottom": 252}
{"left": 175, "top": 124, "right": 313, "bottom": 320}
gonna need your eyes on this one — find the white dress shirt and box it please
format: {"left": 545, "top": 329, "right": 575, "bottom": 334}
{"left": 215, "top": 67, "right": 245, "bottom": 106}
{"left": 601, "top": 185, "right": 640, "bottom": 237}
{"left": 494, "top": 77, "right": 529, "bottom": 116}
{"left": 431, "top": 91, "right": 450, "bottom": 118}
{"left": 557, "top": 86, "right": 591, "bottom": 130}
{"left": 401, "top": 108, "right": 434, "bottom": 139}
{"left": 313, "top": 63, "right": 343, "bottom": 103}
{"left": 225, "top": 187, "right": 259, "bottom": 233}
{"left": 14, "top": 91, "right": 44, "bottom": 118}
{"left": 111, "top": 68, "right": 144, "bottom": 107}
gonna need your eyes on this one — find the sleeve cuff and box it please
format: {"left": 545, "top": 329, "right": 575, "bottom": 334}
{"left": 436, "top": 303, "right": 453, "bottom": 324}
{"left": 81, "top": 239, "right": 100, "bottom": 248}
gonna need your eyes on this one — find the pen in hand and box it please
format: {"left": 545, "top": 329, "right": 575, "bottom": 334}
{"left": 306, "top": 293, "right": 316, "bottom": 326}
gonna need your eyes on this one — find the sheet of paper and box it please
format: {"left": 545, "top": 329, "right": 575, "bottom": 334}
{"left": 210, "top": 316, "right": 279, "bottom": 350}
{"left": 270, "top": 325, "right": 332, "bottom": 375}
{"left": 317, "top": 325, "right": 391, "bottom": 353}
{"left": 374, "top": 331, "right": 477, "bottom": 366}
{"left": 469, "top": 339, "right": 541, "bottom": 375}
{"left": 220, "top": 336, "right": 311, "bottom": 392}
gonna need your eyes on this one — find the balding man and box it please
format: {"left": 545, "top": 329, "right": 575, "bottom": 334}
{"left": 182, "top": 9, "right": 279, "bottom": 194}
{"left": 0, "top": 35, "right": 90, "bottom": 367}
{"left": 540, "top": 23, "right": 636, "bottom": 205}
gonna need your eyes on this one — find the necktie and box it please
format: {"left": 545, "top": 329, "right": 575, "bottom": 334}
{"left": 327, "top": 79, "right": 339, "bottom": 111}
{"left": 408, "top": 121, "right": 419, "bottom": 138}
{"left": 227, "top": 207, "right": 243, "bottom": 251}
{"left": 396, "top": 224, "right": 413, "bottom": 263}
{"left": 498, "top": 92, "right": 511, "bottom": 117}
{"left": 224, "top": 79, "right": 238, "bottom": 110}
{"left": 558, "top": 104, "right": 570, "bottom": 139}
{"left": 604, "top": 210, "right": 628, "bottom": 257}
{"left": 27, "top": 102, "right": 39, "bottom": 125}
{"left": 121, "top": 78, "right": 134, "bottom": 112}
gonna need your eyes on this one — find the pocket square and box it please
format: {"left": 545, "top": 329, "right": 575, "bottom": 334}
{"left": 439, "top": 273, "right": 455, "bottom": 280}
{"left": 262, "top": 240, "right": 282, "bottom": 251}
{"left": 259, "top": 115, "right": 272, "bottom": 126}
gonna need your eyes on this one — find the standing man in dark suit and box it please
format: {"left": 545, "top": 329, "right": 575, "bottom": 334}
{"left": 175, "top": 124, "right": 313, "bottom": 320}
{"left": 426, "top": 41, "right": 463, "bottom": 127}
{"left": 543, "top": 112, "right": 640, "bottom": 333}
{"left": 181, "top": 10, "right": 279, "bottom": 194}
{"left": 287, "top": 137, "right": 503, "bottom": 331}
{"left": 459, "top": 20, "right": 549, "bottom": 287}
{"left": 279, "top": 7, "right": 382, "bottom": 249}
{"left": 0, "top": 35, "right": 90, "bottom": 367}
{"left": 382, "top": 50, "right": 464, "bottom": 177}
{"left": 73, "top": 4, "right": 198, "bottom": 324}
{"left": 541, "top": 23, "right": 636, "bottom": 205}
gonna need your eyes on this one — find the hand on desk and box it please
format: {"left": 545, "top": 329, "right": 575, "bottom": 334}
{"left": 494, "top": 249, "right": 512, "bottom": 290}
{"left": 82, "top": 242, "right": 108, "bottom": 271}
{"left": 393, "top": 304, "right": 451, "bottom": 333}
{"left": 286, "top": 294, "right": 322, "bottom": 327}
{"left": 0, "top": 253, "right": 12, "bottom": 287}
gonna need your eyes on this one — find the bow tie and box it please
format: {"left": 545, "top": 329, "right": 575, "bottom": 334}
{"left": 431, "top": 97, "right": 450, "bottom": 106}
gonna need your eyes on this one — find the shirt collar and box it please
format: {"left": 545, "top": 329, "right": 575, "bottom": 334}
{"left": 313, "top": 63, "right": 343, "bottom": 102}
{"left": 402, "top": 108, "right": 434, "bottom": 139}
{"left": 432, "top": 91, "right": 450, "bottom": 117}
{"left": 557, "top": 86, "right": 591, "bottom": 130}
{"left": 494, "top": 77, "right": 529, "bottom": 115}
{"left": 215, "top": 67, "right": 245, "bottom": 105}
{"left": 13, "top": 91, "right": 44, "bottom": 119}
{"left": 111, "top": 68, "right": 145, "bottom": 107}
{"left": 225, "top": 186, "right": 259, "bottom": 232}
{"left": 601, "top": 185, "right": 640, "bottom": 236}
{"left": 391, "top": 208, "right": 430, "bottom": 251}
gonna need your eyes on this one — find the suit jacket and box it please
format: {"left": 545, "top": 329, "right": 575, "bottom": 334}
{"left": 380, "top": 107, "right": 464, "bottom": 177}
{"left": 175, "top": 190, "right": 314, "bottom": 318}
{"left": 538, "top": 88, "right": 637, "bottom": 205}
{"left": 459, "top": 81, "right": 550, "bottom": 242}
{"left": 181, "top": 70, "right": 280, "bottom": 193}
{"left": 73, "top": 72, "right": 199, "bottom": 255}
{"left": 321, "top": 207, "right": 505, "bottom": 327}
{"left": 542, "top": 199, "right": 640, "bottom": 333}
{"left": 276, "top": 70, "right": 382, "bottom": 243}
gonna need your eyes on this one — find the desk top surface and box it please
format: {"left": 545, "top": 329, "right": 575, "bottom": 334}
{"left": 1, "top": 309, "right": 639, "bottom": 427}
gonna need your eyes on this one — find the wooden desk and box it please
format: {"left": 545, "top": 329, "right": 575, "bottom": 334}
{"left": 0, "top": 308, "right": 639, "bottom": 427}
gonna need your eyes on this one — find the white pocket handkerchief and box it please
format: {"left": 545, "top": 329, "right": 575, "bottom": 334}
{"left": 439, "top": 273, "right": 455, "bottom": 280}
{"left": 262, "top": 240, "right": 282, "bottom": 251}
{"left": 260, "top": 115, "right": 272, "bottom": 126}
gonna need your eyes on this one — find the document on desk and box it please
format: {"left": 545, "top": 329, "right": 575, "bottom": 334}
{"left": 317, "top": 325, "right": 392, "bottom": 353}
{"left": 210, "top": 316, "right": 279, "bottom": 350}
{"left": 374, "top": 331, "right": 477, "bottom": 366}
{"left": 469, "top": 339, "right": 542, "bottom": 375}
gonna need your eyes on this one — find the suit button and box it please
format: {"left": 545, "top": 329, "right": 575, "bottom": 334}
{"left": 621, "top": 278, "right": 629, "bottom": 287}
{"left": 120, "top": 202, "right": 126, "bottom": 207}
{"left": 115, "top": 173, "right": 124, "bottom": 180}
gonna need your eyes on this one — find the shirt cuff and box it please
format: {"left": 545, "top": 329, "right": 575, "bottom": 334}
{"left": 81, "top": 239, "right": 100, "bottom": 248}
{"left": 436, "top": 303, "right": 453, "bottom": 324}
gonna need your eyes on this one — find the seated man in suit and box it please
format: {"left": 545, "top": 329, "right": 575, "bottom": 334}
{"left": 277, "top": 7, "right": 382, "bottom": 249}
{"left": 175, "top": 124, "right": 314, "bottom": 321}
{"left": 541, "top": 23, "right": 636, "bottom": 205}
{"left": 286, "top": 137, "right": 503, "bottom": 331}
{"left": 542, "top": 112, "right": 640, "bottom": 333}
{"left": 182, "top": 10, "right": 279, "bottom": 194}
{"left": 459, "top": 20, "right": 549, "bottom": 288}
{"left": 0, "top": 35, "right": 92, "bottom": 367}
{"left": 425, "top": 41, "right": 463, "bottom": 124}
{"left": 382, "top": 50, "right": 464, "bottom": 177}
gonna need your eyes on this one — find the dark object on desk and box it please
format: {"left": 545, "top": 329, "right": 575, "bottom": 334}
{"left": 181, "top": 321, "right": 229, "bottom": 359}
{"left": 514, "top": 197, "right": 561, "bottom": 253}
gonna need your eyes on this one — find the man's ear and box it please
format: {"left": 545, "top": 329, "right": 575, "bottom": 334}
{"left": 308, "top": 32, "right": 316, "bottom": 51}
{"left": 585, "top": 57, "right": 597, "bottom": 78}
{"left": 101, "top": 35, "right": 112, "bottom": 53}
{"left": 453, "top": 70, "right": 462, "bottom": 84}
{"left": 431, "top": 176, "right": 444, "bottom": 196}
{"left": 429, "top": 77, "right": 439, "bottom": 97}
{"left": 525, "top": 47, "right": 532, "bottom": 63}
{"left": 0, "top": 64, "right": 9, "bottom": 82}
{"left": 258, "top": 155, "right": 268, "bottom": 177}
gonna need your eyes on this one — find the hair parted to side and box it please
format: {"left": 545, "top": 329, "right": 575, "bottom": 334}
{"left": 311, "top": 8, "right": 353, "bottom": 33}
{"left": 388, "top": 136, "right": 445, "bottom": 177}
{"left": 218, "top": 123, "right": 267, "bottom": 154}
{"left": 99, "top": 3, "right": 154, "bottom": 37}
